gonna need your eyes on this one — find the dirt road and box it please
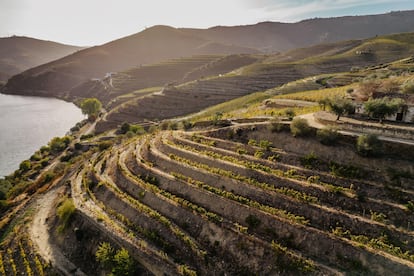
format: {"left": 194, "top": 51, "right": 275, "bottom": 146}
{"left": 29, "top": 186, "right": 86, "bottom": 276}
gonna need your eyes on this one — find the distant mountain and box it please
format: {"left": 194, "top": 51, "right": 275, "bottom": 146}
{"left": 0, "top": 36, "right": 83, "bottom": 82}
{"left": 2, "top": 26, "right": 258, "bottom": 98}
{"left": 3, "top": 10, "right": 414, "bottom": 99}
{"left": 183, "top": 10, "right": 414, "bottom": 52}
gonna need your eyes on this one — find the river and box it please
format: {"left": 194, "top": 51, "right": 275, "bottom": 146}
{"left": 0, "top": 93, "right": 84, "bottom": 177}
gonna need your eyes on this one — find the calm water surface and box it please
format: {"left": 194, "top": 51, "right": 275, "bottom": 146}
{"left": 0, "top": 93, "right": 84, "bottom": 177}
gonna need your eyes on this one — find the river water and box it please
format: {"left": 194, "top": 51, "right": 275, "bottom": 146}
{"left": 0, "top": 93, "right": 84, "bottom": 177}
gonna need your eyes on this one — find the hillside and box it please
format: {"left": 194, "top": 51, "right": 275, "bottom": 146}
{"left": 96, "top": 32, "right": 414, "bottom": 132}
{"left": 1, "top": 26, "right": 258, "bottom": 98}
{"left": 0, "top": 36, "right": 83, "bottom": 82}
{"left": 3, "top": 10, "right": 414, "bottom": 99}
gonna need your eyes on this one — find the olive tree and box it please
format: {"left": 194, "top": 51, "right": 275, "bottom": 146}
{"left": 80, "top": 98, "right": 102, "bottom": 121}
{"left": 328, "top": 97, "right": 355, "bottom": 120}
{"left": 364, "top": 97, "right": 405, "bottom": 123}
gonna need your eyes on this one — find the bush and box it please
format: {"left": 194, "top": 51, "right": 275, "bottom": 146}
{"left": 316, "top": 127, "right": 339, "bottom": 145}
{"left": 268, "top": 118, "right": 285, "bottom": 132}
{"left": 290, "top": 118, "right": 312, "bottom": 137}
{"left": 402, "top": 81, "right": 414, "bottom": 94}
{"left": 284, "top": 109, "right": 296, "bottom": 120}
{"left": 19, "top": 160, "right": 32, "bottom": 172}
{"left": 98, "top": 141, "right": 113, "bottom": 151}
{"left": 356, "top": 134, "right": 382, "bottom": 157}
{"left": 57, "top": 198, "right": 76, "bottom": 232}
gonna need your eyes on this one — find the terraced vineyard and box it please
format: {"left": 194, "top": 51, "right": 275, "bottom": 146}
{"left": 0, "top": 225, "right": 48, "bottom": 276}
{"left": 64, "top": 119, "right": 414, "bottom": 275}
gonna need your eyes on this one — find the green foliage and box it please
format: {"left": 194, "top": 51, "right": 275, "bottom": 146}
{"left": 356, "top": 134, "right": 382, "bottom": 157}
{"left": 300, "top": 152, "right": 319, "bottom": 169}
{"left": 80, "top": 98, "right": 102, "bottom": 119}
{"left": 284, "top": 108, "right": 296, "bottom": 120}
{"left": 402, "top": 81, "right": 414, "bottom": 94}
{"left": 0, "top": 200, "right": 9, "bottom": 213}
{"left": 57, "top": 198, "right": 75, "bottom": 232}
{"left": 364, "top": 97, "right": 405, "bottom": 123}
{"left": 96, "top": 242, "right": 136, "bottom": 275}
{"left": 112, "top": 248, "right": 135, "bottom": 276}
{"left": 259, "top": 140, "right": 272, "bottom": 151}
{"left": 96, "top": 242, "right": 115, "bottom": 269}
{"left": 19, "top": 160, "right": 31, "bottom": 172}
{"left": 268, "top": 118, "right": 285, "bottom": 132}
{"left": 181, "top": 120, "right": 193, "bottom": 130}
{"left": 328, "top": 97, "right": 355, "bottom": 120}
{"left": 49, "top": 136, "right": 71, "bottom": 154}
{"left": 316, "top": 127, "right": 339, "bottom": 145}
{"left": 98, "top": 141, "right": 113, "bottom": 151}
{"left": 318, "top": 97, "right": 331, "bottom": 111}
{"left": 290, "top": 118, "right": 312, "bottom": 137}
{"left": 120, "top": 122, "right": 146, "bottom": 135}
{"left": 329, "top": 162, "right": 362, "bottom": 179}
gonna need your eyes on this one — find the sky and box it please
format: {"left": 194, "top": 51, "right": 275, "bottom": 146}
{"left": 1, "top": 0, "right": 414, "bottom": 46}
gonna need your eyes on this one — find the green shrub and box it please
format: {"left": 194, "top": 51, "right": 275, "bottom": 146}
{"left": 290, "top": 118, "right": 312, "bottom": 137}
{"left": 284, "top": 108, "right": 296, "bottom": 120}
{"left": 300, "top": 152, "right": 319, "bottom": 169}
{"left": 259, "top": 140, "right": 272, "bottom": 151}
{"left": 316, "top": 127, "right": 339, "bottom": 145}
{"left": 402, "top": 81, "right": 414, "bottom": 94}
{"left": 356, "top": 134, "right": 382, "bottom": 157}
{"left": 57, "top": 198, "right": 76, "bottom": 232}
{"left": 96, "top": 242, "right": 114, "bottom": 269}
{"left": 268, "top": 118, "right": 285, "bottom": 132}
{"left": 19, "top": 160, "right": 32, "bottom": 172}
{"left": 98, "top": 141, "right": 113, "bottom": 151}
{"left": 96, "top": 243, "right": 135, "bottom": 275}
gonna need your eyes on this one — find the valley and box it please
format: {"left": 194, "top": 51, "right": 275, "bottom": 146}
{"left": 1, "top": 12, "right": 414, "bottom": 275}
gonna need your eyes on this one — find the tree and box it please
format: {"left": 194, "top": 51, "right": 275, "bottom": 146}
{"left": 19, "top": 160, "right": 31, "bottom": 172}
{"left": 80, "top": 98, "right": 102, "bottom": 120}
{"left": 318, "top": 97, "right": 331, "bottom": 111}
{"left": 328, "top": 97, "right": 355, "bottom": 120}
{"left": 364, "top": 97, "right": 405, "bottom": 123}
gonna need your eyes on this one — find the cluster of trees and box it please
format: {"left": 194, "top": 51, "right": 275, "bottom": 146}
{"left": 319, "top": 96, "right": 406, "bottom": 123}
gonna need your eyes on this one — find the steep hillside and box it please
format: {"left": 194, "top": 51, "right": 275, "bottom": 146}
{"left": 0, "top": 36, "right": 83, "bottom": 81}
{"left": 183, "top": 10, "right": 414, "bottom": 52}
{"left": 1, "top": 26, "right": 258, "bottom": 98}
{"left": 97, "top": 33, "right": 414, "bottom": 131}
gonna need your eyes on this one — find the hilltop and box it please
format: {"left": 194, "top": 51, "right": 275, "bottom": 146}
{"left": 0, "top": 36, "right": 83, "bottom": 82}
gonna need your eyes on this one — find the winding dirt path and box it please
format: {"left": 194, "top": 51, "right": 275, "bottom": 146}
{"left": 29, "top": 186, "right": 86, "bottom": 276}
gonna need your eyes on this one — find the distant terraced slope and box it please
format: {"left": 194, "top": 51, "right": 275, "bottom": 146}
{"left": 98, "top": 33, "right": 414, "bottom": 131}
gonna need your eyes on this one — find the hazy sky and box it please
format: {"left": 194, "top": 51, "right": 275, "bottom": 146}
{"left": 1, "top": 0, "right": 413, "bottom": 46}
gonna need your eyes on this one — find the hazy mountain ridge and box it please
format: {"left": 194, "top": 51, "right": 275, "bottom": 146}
{"left": 3, "top": 10, "right": 414, "bottom": 99}
{"left": 0, "top": 36, "right": 83, "bottom": 82}
{"left": 183, "top": 10, "right": 414, "bottom": 52}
